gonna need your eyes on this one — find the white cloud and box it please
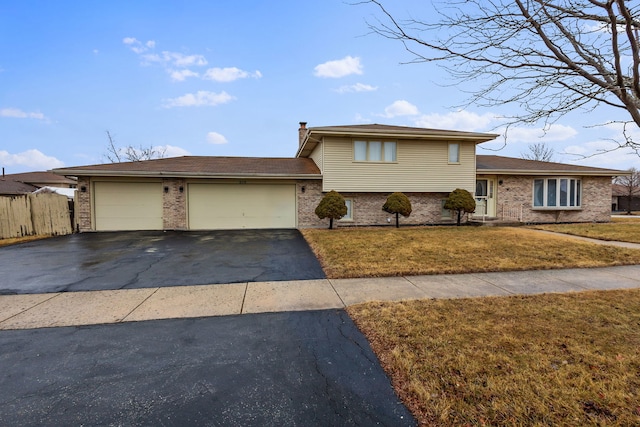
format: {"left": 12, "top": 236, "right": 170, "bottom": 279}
{"left": 314, "top": 56, "right": 363, "bottom": 78}
{"left": 503, "top": 124, "right": 578, "bottom": 143}
{"left": 168, "top": 69, "right": 199, "bottom": 82}
{"left": 162, "top": 91, "right": 235, "bottom": 108}
{"left": 0, "top": 108, "right": 48, "bottom": 121}
{"left": 415, "top": 110, "right": 497, "bottom": 131}
{"left": 206, "top": 132, "right": 228, "bottom": 144}
{"left": 564, "top": 140, "right": 640, "bottom": 169}
{"left": 383, "top": 100, "right": 419, "bottom": 118}
{"left": 160, "top": 144, "right": 190, "bottom": 157}
{"left": 203, "top": 67, "right": 262, "bottom": 82}
{"left": 0, "top": 149, "right": 64, "bottom": 170}
{"left": 161, "top": 51, "right": 207, "bottom": 67}
{"left": 335, "top": 83, "right": 378, "bottom": 94}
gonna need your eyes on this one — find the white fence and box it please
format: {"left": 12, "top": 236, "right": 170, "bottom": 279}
{"left": 501, "top": 203, "right": 523, "bottom": 222}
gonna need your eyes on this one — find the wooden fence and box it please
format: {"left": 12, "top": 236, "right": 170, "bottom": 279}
{"left": 0, "top": 193, "right": 73, "bottom": 239}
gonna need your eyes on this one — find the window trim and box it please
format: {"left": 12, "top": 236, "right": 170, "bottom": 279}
{"left": 353, "top": 140, "right": 397, "bottom": 163}
{"left": 532, "top": 177, "right": 582, "bottom": 210}
{"left": 448, "top": 142, "right": 460, "bottom": 164}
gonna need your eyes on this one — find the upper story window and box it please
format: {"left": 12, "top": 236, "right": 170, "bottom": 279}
{"left": 533, "top": 178, "right": 581, "bottom": 209}
{"left": 354, "top": 140, "right": 396, "bottom": 162}
{"left": 448, "top": 143, "right": 460, "bottom": 163}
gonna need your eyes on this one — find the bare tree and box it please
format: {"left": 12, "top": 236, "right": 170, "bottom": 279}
{"left": 615, "top": 167, "right": 640, "bottom": 213}
{"left": 104, "top": 130, "right": 166, "bottom": 163}
{"left": 522, "top": 142, "right": 555, "bottom": 162}
{"left": 361, "top": 0, "right": 640, "bottom": 154}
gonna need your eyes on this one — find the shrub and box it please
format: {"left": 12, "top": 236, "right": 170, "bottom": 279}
{"left": 383, "top": 192, "right": 412, "bottom": 228}
{"left": 315, "top": 190, "right": 348, "bottom": 229}
{"left": 444, "top": 188, "right": 476, "bottom": 226}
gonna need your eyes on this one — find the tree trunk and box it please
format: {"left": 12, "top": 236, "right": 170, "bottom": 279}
{"left": 457, "top": 210, "right": 462, "bottom": 226}
{"left": 329, "top": 218, "right": 334, "bottom": 229}
{"left": 395, "top": 212, "right": 399, "bottom": 228}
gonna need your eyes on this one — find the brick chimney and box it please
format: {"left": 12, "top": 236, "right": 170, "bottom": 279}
{"left": 298, "top": 122, "right": 308, "bottom": 148}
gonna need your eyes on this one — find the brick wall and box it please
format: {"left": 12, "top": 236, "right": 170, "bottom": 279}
{"left": 76, "top": 177, "right": 92, "bottom": 232}
{"left": 162, "top": 178, "right": 187, "bottom": 229}
{"left": 297, "top": 182, "right": 457, "bottom": 228}
{"left": 489, "top": 174, "right": 612, "bottom": 223}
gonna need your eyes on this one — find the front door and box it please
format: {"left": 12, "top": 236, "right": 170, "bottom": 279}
{"left": 475, "top": 179, "right": 496, "bottom": 217}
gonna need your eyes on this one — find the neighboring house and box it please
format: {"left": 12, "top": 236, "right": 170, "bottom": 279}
{"left": 612, "top": 183, "right": 640, "bottom": 212}
{"left": 1, "top": 171, "right": 77, "bottom": 189}
{"left": 52, "top": 123, "right": 626, "bottom": 232}
{"left": 0, "top": 179, "right": 38, "bottom": 196}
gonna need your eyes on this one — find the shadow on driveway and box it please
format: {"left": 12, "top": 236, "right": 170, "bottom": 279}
{"left": 0, "top": 229, "right": 325, "bottom": 294}
{"left": 0, "top": 310, "right": 415, "bottom": 426}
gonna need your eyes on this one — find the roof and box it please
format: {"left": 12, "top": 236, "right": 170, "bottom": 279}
{"left": 0, "top": 179, "right": 38, "bottom": 195}
{"left": 612, "top": 183, "right": 640, "bottom": 197}
{"left": 297, "top": 123, "right": 499, "bottom": 157}
{"left": 53, "top": 156, "right": 322, "bottom": 179}
{"left": 476, "top": 155, "right": 626, "bottom": 176}
{"left": 2, "top": 171, "right": 77, "bottom": 186}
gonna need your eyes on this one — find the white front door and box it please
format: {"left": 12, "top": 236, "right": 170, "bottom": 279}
{"left": 475, "top": 179, "right": 496, "bottom": 217}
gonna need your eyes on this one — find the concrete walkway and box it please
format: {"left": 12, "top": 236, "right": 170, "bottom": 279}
{"left": 2, "top": 264, "right": 640, "bottom": 330}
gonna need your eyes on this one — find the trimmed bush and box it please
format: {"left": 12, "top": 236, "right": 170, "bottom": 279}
{"left": 383, "top": 192, "right": 412, "bottom": 228}
{"left": 315, "top": 190, "right": 348, "bottom": 229}
{"left": 444, "top": 188, "right": 476, "bottom": 225}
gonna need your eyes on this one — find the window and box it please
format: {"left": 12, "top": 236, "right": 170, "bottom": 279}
{"left": 340, "top": 199, "right": 353, "bottom": 221}
{"left": 533, "top": 178, "right": 581, "bottom": 209}
{"left": 448, "top": 143, "right": 460, "bottom": 163}
{"left": 354, "top": 141, "right": 396, "bottom": 162}
{"left": 441, "top": 199, "right": 452, "bottom": 218}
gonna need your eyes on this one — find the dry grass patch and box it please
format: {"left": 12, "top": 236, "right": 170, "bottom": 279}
{"left": 530, "top": 221, "right": 640, "bottom": 244}
{"left": 301, "top": 227, "right": 640, "bottom": 278}
{"left": 348, "top": 290, "right": 640, "bottom": 426}
{"left": 0, "top": 235, "right": 52, "bottom": 248}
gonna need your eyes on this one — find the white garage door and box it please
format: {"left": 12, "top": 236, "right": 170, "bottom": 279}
{"left": 94, "top": 182, "right": 163, "bottom": 231}
{"left": 188, "top": 183, "right": 296, "bottom": 230}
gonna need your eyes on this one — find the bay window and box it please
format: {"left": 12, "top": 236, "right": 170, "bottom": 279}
{"left": 533, "top": 178, "right": 581, "bottom": 209}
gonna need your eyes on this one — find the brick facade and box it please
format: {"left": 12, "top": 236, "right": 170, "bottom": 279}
{"left": 75, "top": 177, "right": 92, "bottom": 232}
{"left": 485, "top": 174, "right": 612, "bottom": 223}
{"left": 75, "top": 174, "right": 612, "bottom": 232}
{"left": 297, "top": 182, "right": 457, "bottom": 228}
{"left": 162, "top": 178, "right": 187, "bottom": 230}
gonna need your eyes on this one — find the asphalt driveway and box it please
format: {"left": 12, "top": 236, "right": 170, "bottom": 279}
{"left": 0, "top": 310, "right": 415, "bottom": 426}
{"left": 0, "top": 229, "right": 325, "bottom": 295}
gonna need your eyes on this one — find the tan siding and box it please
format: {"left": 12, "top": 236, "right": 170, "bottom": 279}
{"left": 322, "top": 137, "right": 476, "bottom": 193}
{"left": 309, "top": 142, "right": 323, "bottom": 172}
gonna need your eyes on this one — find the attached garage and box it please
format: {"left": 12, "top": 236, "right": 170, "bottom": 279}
{"left": 94, "top": 182, "right": 163, "bottom": 231}
{"left": 188, "top": 183, "right": 296, "bottom": 230}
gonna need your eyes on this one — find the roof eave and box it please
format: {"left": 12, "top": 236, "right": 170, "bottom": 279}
{"left": 53, "top": 169, "right": 322, "bottom": 180}
{"left": 308, "top": 128, "right": 499, "bottom": 143}
{"left": 478, "top": 169, "right": 624, "bottom": 176}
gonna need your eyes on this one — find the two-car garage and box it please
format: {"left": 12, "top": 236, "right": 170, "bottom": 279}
{"left": 93, "top": 181, "right": 297, "bottom": 231}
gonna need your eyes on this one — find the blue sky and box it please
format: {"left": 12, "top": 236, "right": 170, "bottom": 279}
{"left": 1, "top": 0, "right": 639, "bottom": 174}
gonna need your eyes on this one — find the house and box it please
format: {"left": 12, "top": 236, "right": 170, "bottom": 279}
{"left": 52, "top": 123, "right": 625, "bottom": 232}
{"left": 1, "top": 171, "right": 77, "bottom": 189}
{"left": 612, "top": 183, "right": 640, "bottom": 212}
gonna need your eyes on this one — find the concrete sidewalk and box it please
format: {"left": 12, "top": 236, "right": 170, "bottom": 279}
{"left": 2, "top": 264, "right": 640, "bottom": 330}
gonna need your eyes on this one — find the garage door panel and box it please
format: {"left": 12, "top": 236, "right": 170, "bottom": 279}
{"left": 94, "top": 182, "right": 163, "bottom": 231}
{"left": 188, "top": 184, "right": 295, "bottom": 230}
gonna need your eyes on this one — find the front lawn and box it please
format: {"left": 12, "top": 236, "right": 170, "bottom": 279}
{"left": 529, "top": 218, "right": 640, "bottom": 244}
{"left": 348, "top": 289, "right": 640, "bottom": 426}
{"left": 301, "top": 226, "right": 640, "bottom": 278}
